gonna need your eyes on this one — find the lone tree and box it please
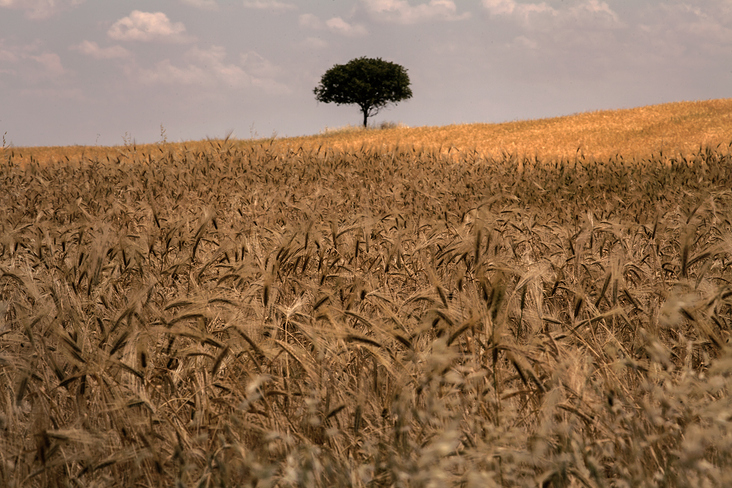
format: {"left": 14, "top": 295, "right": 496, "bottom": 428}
{"left": 314, "top": 57, "right": 412, "bottom": 127}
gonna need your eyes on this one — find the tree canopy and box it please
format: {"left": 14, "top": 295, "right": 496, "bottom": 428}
{"left": 314, "top": 57, "right": 413, "bottom": 127}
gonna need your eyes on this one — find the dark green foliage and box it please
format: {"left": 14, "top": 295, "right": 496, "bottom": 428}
{"left": 314, "top": 57, "right": 413, "bottom": 127}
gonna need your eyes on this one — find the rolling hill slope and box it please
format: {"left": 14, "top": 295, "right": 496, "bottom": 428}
{"left": 4, "top": 98, "right": 732, "bottom": 165}
{"left": 287, "top": 98, "right": 732, "bottom": 161}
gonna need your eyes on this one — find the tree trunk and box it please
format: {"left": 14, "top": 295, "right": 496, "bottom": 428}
{"left": 362, "top": 107, "right": 368, "bottom": 127}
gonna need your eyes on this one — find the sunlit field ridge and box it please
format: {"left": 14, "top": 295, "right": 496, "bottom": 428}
{"left": 291, "top": 98, "right": 732, "bottom": 161}
{"left": 5, "top": 98, "right": 732, "bottom": 164}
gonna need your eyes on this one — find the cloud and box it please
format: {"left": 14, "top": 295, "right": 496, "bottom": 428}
{"left": 71, "top": 41, "right": 132, "bottom": 59}
{"left": 298, "top": 13, "right": 318, "bottom": 29}
{"left": 243, "top": 0, "right": 296, "bottom": 11}
{"left": 299, "top": 37, "right": 328, "bottom": 50}
{"left": 0, "top": 0, "right": 85, "bottom": 20}
{"left": 513, "top": 35, "right": 538, "bottom": 50}
{"left": 134, "top": 57, "right": 245, "bottom": 88}
{"left": 129, "top": 45, "right": 290, "bottom": 94}
{"left": 481, "top": 0, "right": 515, "bottom": 15}
{"left": 626, "top": 1, "right": 732, "bottom": 65}
{"left": 108, "top": 11, "right": 190, "bottom": 43}
{"left": 326, "top": 17, "right": 369, "bottom": 37}
{"left": 362, "top": 0, "right": 470, "bottom": 24}
{"left": 240, "top": 51, "right": 282, "bottom": 78}
{"left": 655, "top": 2, "right": 732, "bottom": 46}
{"left": 481, "top": 0, "right": 555, "bottom": 22}
{"left": 185, "top": 45, "right": 244, "bottom": 82}
{"left": 0, "top": 44, "right": 19, "bottom": 63}
{"left": 481, "top": 0, "right": 621, "bottom": 28}
{"left": 299, "top": 14, "right": 368, "bottom": 36}
{"left": 298, "top": 13, "right": 321, "bottom": 29}
{"left": 578, "top": 0, "right": 618, "bottom": 21}
{"left": 0, "top": 40, "right": 66, "bottom": 79}
{"left": 180, "top": 0, "right": 219, "bottom": 9}
{"left": 0, "top": 39, "right": 37, "bottom": 60}
{"left": 31, "top": 52, "right": 64, "bottom": 76}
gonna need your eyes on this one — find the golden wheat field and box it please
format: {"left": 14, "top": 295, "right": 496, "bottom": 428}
{"left": 2, "top": 100, "right": 732, "bottom": 487}
{"left": 7, "top": 98, "right": 732, "bottom": 166}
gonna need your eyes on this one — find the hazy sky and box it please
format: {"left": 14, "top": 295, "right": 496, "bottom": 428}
{"left": 1, "top": 0, "right": 730, "bottom": 147}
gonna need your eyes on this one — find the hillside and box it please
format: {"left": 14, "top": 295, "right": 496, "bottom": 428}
{"left": 4, "top": 98, "right": 732, "bottom": 165}
{"left": 288, "top": 98, "right": 732, "bottom": 160}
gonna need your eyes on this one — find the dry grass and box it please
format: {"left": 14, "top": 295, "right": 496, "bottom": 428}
{"left": 269, "top": 95, "right": 715, "bottom": 160}
{"left": 286, "top": 98, "right": 732, "bottom": 161}
{"left": 4, "top": 98, "right": 732, "bottom": 165}
{"left": 2, "top": 104, "right": 732, "bottom": 486}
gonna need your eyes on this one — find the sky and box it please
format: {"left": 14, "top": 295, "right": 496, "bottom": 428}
{"left": 0, "top": 0, "right": 730, "bottom": 147}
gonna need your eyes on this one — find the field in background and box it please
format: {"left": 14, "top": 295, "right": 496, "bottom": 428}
{"left": 289, "top": 98, "right": 732, "bottom": 161}
{"left": 2, "top": 101, "right": 732, "bottom": 486}
{"left": 4, "top": 98, "right": 732, "bottom": 165}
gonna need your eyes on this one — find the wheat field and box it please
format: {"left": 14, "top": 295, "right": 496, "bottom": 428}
{"left": 6, "top": 98, "right": 732, "bottom": 166}
{"left": 2, "top": 100, "right": 732, "bottom": 487}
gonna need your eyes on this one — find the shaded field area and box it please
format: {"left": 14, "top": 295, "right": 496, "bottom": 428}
{"left": 2, "top": 140, "right": 732, "bottom": 487}
{"left": 4, "top": 98, "right": 732, "bottom": 166}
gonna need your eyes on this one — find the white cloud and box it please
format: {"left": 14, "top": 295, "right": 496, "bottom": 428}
{"left": 0, "top": 45, "right": 19, "bottom": 63}
{"left": 0, "top": 0, "right": 85, "bottom": 20}
{"left": 513, "top": 35, "right": 538, "bottom": 50}
{"left": 108, "top": 11, "right": 190, "bottom": 43}
{"left": 180, "top": 0, "right": 219, "bottom": 10}
{"left": 567, "top": 0, "right": 619, "bottom": 26}
{"left": 326, "top": 17, "right": 369, "bottom": 37}
{"left": 298, "top": 13, "right": 322, "bottom": 29}
{"left": 0, "top": 40, "right": 66, "bottom": 79}
{"left": 658, "top": 2, "right": 732, "bottom": 45}
{"left": 481, "top": 0, "right": 515, "bottom": 16}
{"left": 72, "top": 41, "right": 131, "bottom": 59}
{"left": 182, "top": 45, "right": 248, "bottom": 86}
{"left": 129, "top": 45, "right": 290, "bottom": 94}
{"left": 134, "top": 59, "right": 206, "bottom": 86}
{"left": 0, "top": 39, "right": 36, "bottom": 62}
{"left": 630, "top": 2, "right": 732, "bottom": 63}
{"left": 482, "top": 0, "right": 622, "bottom": 28}
{"left": 240, "top": 51, "right": 282, "bottom": 78}
{"left": 300, "top": 37, "right": 328, "bottom": 50}
{"left": 243, "top": 0, "right": 296, "bottom": 11}
{"left": 299, "top": 14, "right": 368, "bottom": 36}
{"left": 580, "top": 0, "right": 618, "bottom": 20}
{"left": 482, "top": 0, "right": 555, "bottom": 21}
{"left": 31, "top": 52, "right": 64, "bottom": 76}
{"left": 362, "top": 0, "right": 470, "bottom": 24}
